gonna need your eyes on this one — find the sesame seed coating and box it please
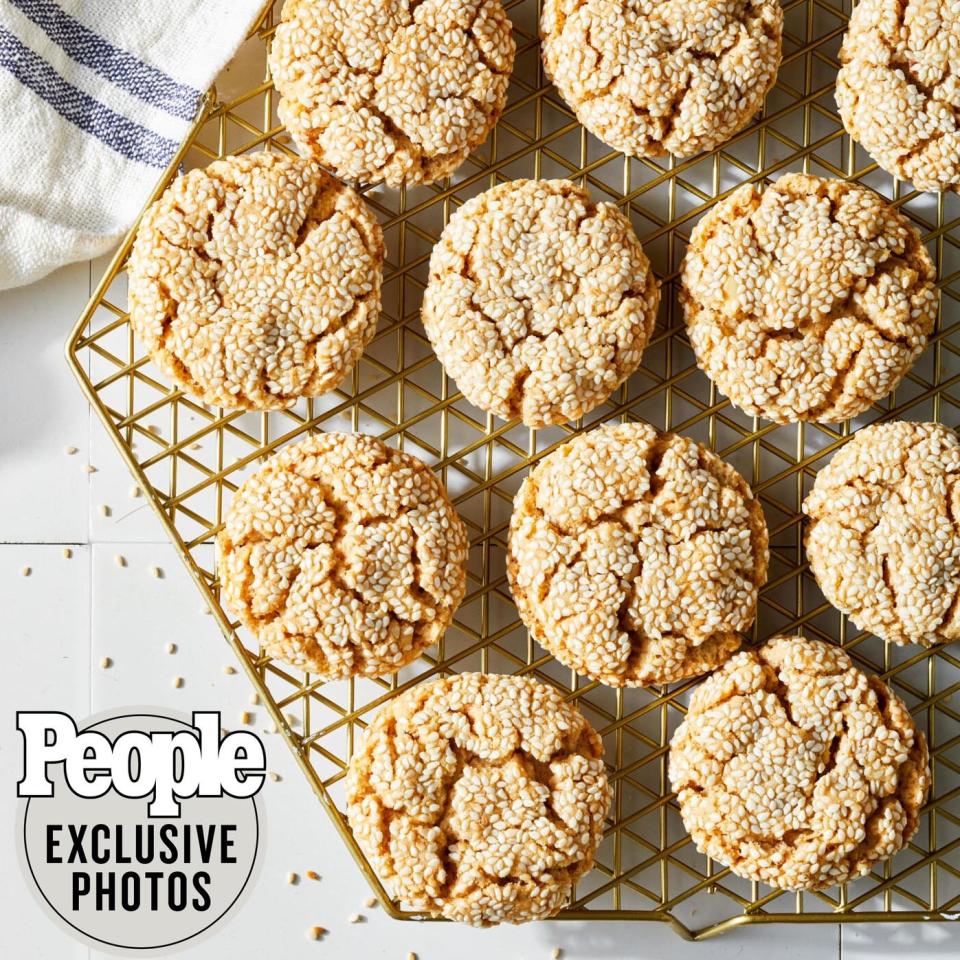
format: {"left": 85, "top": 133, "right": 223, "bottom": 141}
{"left": 507, "top": 422, "right": 769, "bottom": 686}
{"left": 421, "top": 179, "right": 660, "bottom": 427}
{"left": 669, "top": 635, "right": 930, "bottom": 890}
{"left": 128, "top": 153, "right": 384, "bottom": 411}
{"left": 346, "top": 673, "right": 611, "bottom": 925}
{"left": 803, "top": 421, "right": 960, "bottom": 647}
{"left": 836, "top": 0, "right": 960, "bottom": 193}
{"left": 681, "top": 173, "right": 938, "bottom": 424}
{"left": 217, "top": 432, "right": 468, "bottom": 679}
{"left": 269, "top": 0, "right": 515, "bottom": 187}
{"left": 540, "top": 0, "right": 783, "bottom": 158}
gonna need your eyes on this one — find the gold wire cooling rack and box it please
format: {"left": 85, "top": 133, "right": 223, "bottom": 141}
{"left": 66, "top": 0, "right": 960, "bottom": 940}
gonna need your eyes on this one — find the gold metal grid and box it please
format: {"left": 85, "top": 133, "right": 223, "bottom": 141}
{"left": 65, "top": 0, "right": 960, "bottom": 940}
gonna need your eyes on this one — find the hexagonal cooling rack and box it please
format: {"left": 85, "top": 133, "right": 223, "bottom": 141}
{"left": 66, "top": 0, "right": 960, "bottom": 940}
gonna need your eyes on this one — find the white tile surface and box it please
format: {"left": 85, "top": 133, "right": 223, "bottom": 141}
{"left": 3, "top": 268, "right": 954, "bottom": 959}
{"left": 0, "top": 261, "right": 91, "bottom": 544}
{"left": 0, "top": 544, "right": 90, "bottom": 960}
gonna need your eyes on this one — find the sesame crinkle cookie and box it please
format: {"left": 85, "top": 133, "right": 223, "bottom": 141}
{"left": 507, "top": 422, "right": 769, "bottom": 686}
{"left": 346, "top": 673, "right": 611, "bottom": 925}
{"left": 681, "top": 173, "right": 938, "bottom": 423}
{"left": 128, "top": 153, "right": 384, "bottom": 411}
{"left": 422, "top": 179, "right": 660, "bottom": 427}
{"left": 269, "top": 0, "right": 515, "bottom": 186}
{"left": 837, "top": 0, "right": 960, "bottom": 193}
{"left": 217, "top": 433, "right": 468, "bottom": 679}
{"left": 669, "top": 636, "right": 930, "bottom": 890}
{"left": 540, "top": 0, "right": 783, "bottom": 158}
{"left": 803, "top": 421, "right": 960, "bottom": 647}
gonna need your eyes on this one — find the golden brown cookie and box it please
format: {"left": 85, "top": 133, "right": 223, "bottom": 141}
{"left": 669, "top": 635, "right": 930, "bottom": 890}
{"left": 128, "top": 153, "right": 383, "bottom": 410}
{"left": 540, "top": 0, "right": 783, "bottom": 158}
{"left": 680, "top": 173, "right": 938, "bottom": 423}
{"left": 803, "top": 420, "right": 960, "bottom": 647}
{"left": 269, "top": 0, "right": 515, "bottom": 186}
{"left": 507, "top": 422, "right": 769, "bottom": 686}
{"left": 217, "top": 432, "right": 467, "bottom": 679}
{"left": 422, "top": 179, "right": 659, "bottom": 427}
{"left": 346, "top": 673, "right": 611, "bottom": 925}
{"left": 837, "top": 0, "right": 960, "bottom": 193}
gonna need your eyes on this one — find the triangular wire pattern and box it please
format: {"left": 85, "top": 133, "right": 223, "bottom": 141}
{"left": 67, "top": 0, "right": 960, "bottom": 939}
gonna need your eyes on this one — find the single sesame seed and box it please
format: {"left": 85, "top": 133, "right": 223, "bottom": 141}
{"left": 172, "top": 676, "right": 184, "bottom": 689}
{"left": 100, "top": 657, "right": 112, "bottom": 669}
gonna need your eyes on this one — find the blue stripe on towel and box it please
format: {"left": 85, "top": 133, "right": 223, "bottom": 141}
{"left": 0, "top": 26, "right": 180, "bottom": 168}
{"left": 9, "top": 0, "right": 202, "bottom": 121}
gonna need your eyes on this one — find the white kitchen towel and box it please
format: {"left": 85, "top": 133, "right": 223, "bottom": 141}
{"left": 0, "top": 0, "right": 266, "bottom": 291}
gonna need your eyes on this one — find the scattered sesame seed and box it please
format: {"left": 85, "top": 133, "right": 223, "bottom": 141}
{"left": 61, "top": 548, "right": 72, "bottom": 559}
{"left": 307, "top": 926, "right": 326, "bottom": 940}
{"left": 348, "top": 913, "right": 362, "bottom": 924}
{"left": 64, "top": 445, "right": 77, "bottom": 455}
{"left": 172, "top": 676, "right": 184, "bottom": 689}
{"left": 82, "top": 464, "right": 97, "bottom": 474}
{"left": 99, "top": 504, "right": 111, "bottom": 517}
{"left": 407, "top": 953, "right": 418, "bottom": 960}
{"left": 21, "top": 566, "right": 31, "bottom": 577}
{"left": 151, "top": 566, "right": 163, "bottom": 579}
{"left": 130, "top": 485, "right": 142, "bottom": 498}
{"left": 268, "top": 771, "right": 281, "bottom": 782}
{"left": 249, "top": 692, "right": 260, "bottom": 705}
{"left": 166, "top": 642, "right": 177, "bottom": 654}
{"left": 287, "top": 872, "right": 299, "bottom": 885}
{"left": 114, "top": 554, "right": 126, "bottom": 568}
{"left": 305, "top": 870, "right": 320, "bottom": 881}
{"left": 222, "top": 664, "right": 236, "bottom": 675}
{"left": 100, "top": 657, "right": 112, "bottom": 669}
{"left": 551, "top": 949, "right": 562, "bottom": 960}
{"left": 363, "top": 896, "right": 377, "bottom": 908}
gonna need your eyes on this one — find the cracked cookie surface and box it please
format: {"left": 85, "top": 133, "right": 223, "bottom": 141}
{"left": 540, "top": 0, "right": 783, "bottom": 158}
{"left": 837, "top": 0, "right": 960, "bottom": 193}
{"left": 346, "top": 673, "right": 611, "bottom": 925}
{"left": 680, "top": 173, "right": 938, "bottom": 424}
{"left": 128, "top": 153, "right": 384, "bottom": 411}
{"left": 217, "top": 432, "right": 468, "bottom": 679}
{"left": 803, "top": 421, "right": 960, "bottom": 647}
{"left": 669, "top": 635, "right": 930, "bottom": 890}
{"left": 421, "top": 179, "right": 660, "bottom": 427}
{"left": 269, "top": 0, "right": 515, "bottom": 186}
{"left": 507, "top": 422, "right": 769, "bottom": 686}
